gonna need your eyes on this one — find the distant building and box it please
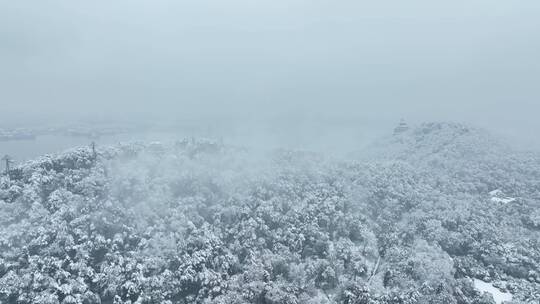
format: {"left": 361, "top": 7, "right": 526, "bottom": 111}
{"left": 394, "top": 120, "right": 409, "bottom": 134}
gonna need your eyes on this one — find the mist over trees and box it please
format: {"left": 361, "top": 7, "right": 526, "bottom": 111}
{"left": 1, "top": 123, "right": 539, "bottom": 303}
{"left": 2, "top": 0, "right": 540, "bottom": 302}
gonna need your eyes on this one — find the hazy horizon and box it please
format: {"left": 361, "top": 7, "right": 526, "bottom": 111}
{"left": 1, "top": 0, "right": 539, "bottom": 148}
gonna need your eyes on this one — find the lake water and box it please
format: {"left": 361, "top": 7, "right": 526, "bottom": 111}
{"left": 0, "top": 132, "right": 186, "bottom": 166}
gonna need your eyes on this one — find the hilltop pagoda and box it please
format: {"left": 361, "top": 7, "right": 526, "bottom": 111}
{"left": 394, "top": 119, "right": 409, "bottom": 135}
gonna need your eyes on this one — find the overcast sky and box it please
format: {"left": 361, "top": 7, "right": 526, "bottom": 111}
{"left": 1, "top": 0, "right": 539, "bottom": 144}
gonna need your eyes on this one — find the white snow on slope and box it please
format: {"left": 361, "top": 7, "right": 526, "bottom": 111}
{"left": 489, "top": 189, "right": 516, "bottom": 204}
{"left": 473, "top": 279, "right": 513, "bottom": 304}
{"left": 490, "top": 197, "right": 516, "bottom": 204}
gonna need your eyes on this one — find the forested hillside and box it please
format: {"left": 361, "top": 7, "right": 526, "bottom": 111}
{"left": 1, "top": 123, "right": 539, "bottom": 304}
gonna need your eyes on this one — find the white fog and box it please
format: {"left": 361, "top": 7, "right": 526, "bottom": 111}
{"left": 0, "top": 1, "right": 539, "bottom": 303}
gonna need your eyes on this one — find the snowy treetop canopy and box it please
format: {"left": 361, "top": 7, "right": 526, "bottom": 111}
{"left": 1, "top": 126, "right": 539, "bottom": 304}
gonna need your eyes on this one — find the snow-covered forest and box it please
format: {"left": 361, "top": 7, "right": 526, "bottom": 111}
{"left": 1, "top": 122, "right": 539, "bottom": 304}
